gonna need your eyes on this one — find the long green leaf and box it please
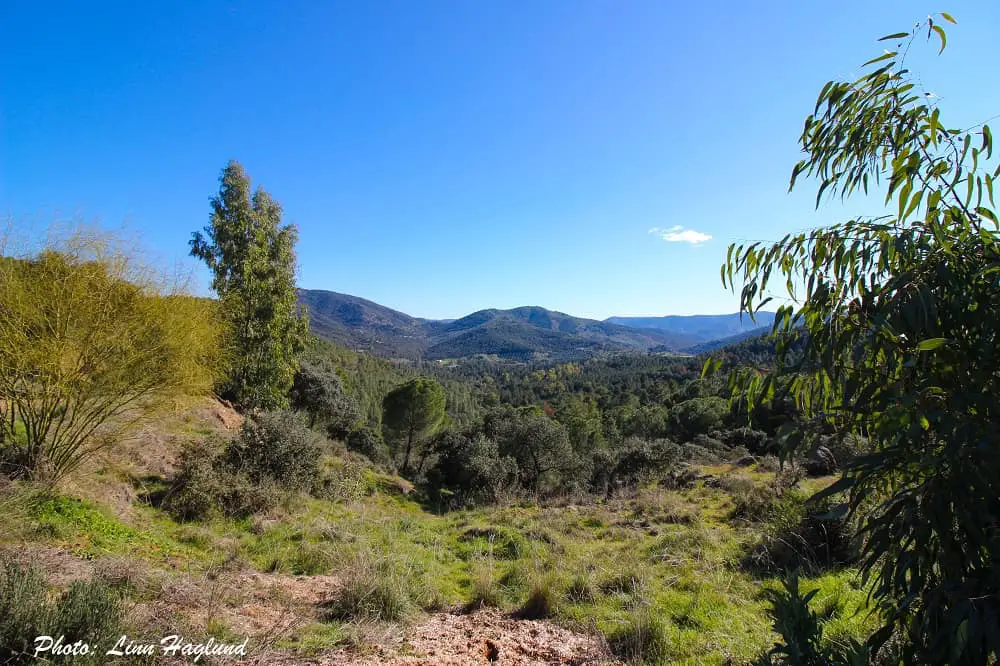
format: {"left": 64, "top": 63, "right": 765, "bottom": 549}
{"left": 916, "top": 338, "right": 947, "bottom": 351}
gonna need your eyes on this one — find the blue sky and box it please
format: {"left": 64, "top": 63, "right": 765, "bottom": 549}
{"left": 2, "top": 1, "right": 998, "bottom": 319}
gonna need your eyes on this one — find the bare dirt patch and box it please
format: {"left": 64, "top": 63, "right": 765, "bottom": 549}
{"left": 311, "top": 608, "right": 619, "bottom": 665}
{"left": 0, "top": 544, "right": 95, "bottom": 588}
{"left": 130, "top": 567, "right": 341, "bottom": 643}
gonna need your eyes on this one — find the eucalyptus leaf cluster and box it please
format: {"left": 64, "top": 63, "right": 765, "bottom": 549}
{"left": 716, "top": 15, "right": 1000, "bottom": 664}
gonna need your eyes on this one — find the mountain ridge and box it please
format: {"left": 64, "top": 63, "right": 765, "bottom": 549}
{"left": 298, "top": 288, "right": 772, "bottom": 361}
{"left": 605, "top": 312, "right": 776, "bottom": 339}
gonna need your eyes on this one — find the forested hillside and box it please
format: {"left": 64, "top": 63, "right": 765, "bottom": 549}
{"left": 299, "top": 288, "right": 751, "bottom": 361}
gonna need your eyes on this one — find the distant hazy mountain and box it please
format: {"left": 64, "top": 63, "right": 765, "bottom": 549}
{"left": 298, "top": 289, "right": 769, "bottom": 361}
{"left": 605, "top": 312, "right": 776, "bottom": 341}
{"left": 682, "top": 325, "right": 773, "bottom": 354}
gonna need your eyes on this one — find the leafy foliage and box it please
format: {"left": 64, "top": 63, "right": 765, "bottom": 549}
{"left": 290, "top": 358, "right": 362, "bottom": 438}
{"left": 345, "top": 426, "right": 394, "bottom": 470}
{"left": 668, "top": 396, "right": 730, "bottom": 442}
{"left": 591, "top": 437, "right": 681, "bottom": 498}
{"left": 753, "top": 574, "right": 869, "bottom": 666}
{"left": 221, "top": 409, "right": 324, "bottom": 490}
{"left": 720, "top": 16, "right": 1000, "bottom": 664}
{"left": 0, "top": 559, "right": 125, "bottom": 665}
{"left": 424, "top": 430, "right": 519, "bottom": 508}
{"left": 483, "top": 407, "right": 581, "bottom": 496}
{"left": 165, "top": 409, "right": 323, "bottom": 520}
{"left": 0, "top": 227, "right": 221, "bottom": 485}
{"left": 163, "top": 442, "right": 281, "bottom": 521}
{"left": 190, "top": 160, "right": 309, "bottom": 410}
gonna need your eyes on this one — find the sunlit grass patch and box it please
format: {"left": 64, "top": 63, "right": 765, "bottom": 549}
{"left": 282, "top": 621, "right": 354, "bottom": 657}
{"left": 28, "top": 495, "right": 200, "bottom": 563}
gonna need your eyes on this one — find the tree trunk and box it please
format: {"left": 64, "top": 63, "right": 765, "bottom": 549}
{"left": 401, "top": 424, "right": 415, "bottom": 476}
{"left": 416, "top": 443, "right": 432, "bottom": 476}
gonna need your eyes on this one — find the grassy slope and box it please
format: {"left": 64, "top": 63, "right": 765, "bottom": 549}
{"left": 0, "top": 401, "right": 875, "bottom": 665}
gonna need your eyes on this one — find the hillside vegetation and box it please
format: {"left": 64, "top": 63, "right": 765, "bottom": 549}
{"left": 2, "top": 15, "right": 998, "bottom": 666}
{"left": 0, "top": 393, "right": 870, "bottom": 665}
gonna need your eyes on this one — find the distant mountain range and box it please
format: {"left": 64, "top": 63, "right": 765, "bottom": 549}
{"left": 606, "top": 312, "right": 776, "bottom": 339}
{"left": 298, "top": 289, "right": 773, "bottom": 361}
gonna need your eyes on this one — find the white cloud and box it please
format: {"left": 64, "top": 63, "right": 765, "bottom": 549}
{"left": 648, "top": 225, "right": 712, "bottom": 245}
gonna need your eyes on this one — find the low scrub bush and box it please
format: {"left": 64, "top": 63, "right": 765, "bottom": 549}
{"left": 721, "top": 427, "right": 771, "bottom": 455}
{"left": 290, "top": 358, "right": 362, "bottom": 439}
{"left": 163, "top": 444, "right": 280, "bottom": 521}
{"left": 661, "top": 465, "right": 699, "bottom": 490}
{"left": 345, "top": 428, "right": 394, "bottom": 471}
{"left": 315, "top": 455, "right": 372, "bottom": 503}
{"left": 0, "top": 559, "right": 48, "bottom": 662}
{"left": 93, "top": 557, "right": 155, "bottom": 597}
{"left": 592, "top": 438, "right": 681, "bottom": 497}
{"left": 516, "top": 575, "right": 559, "bottom": 619}
{"left": 726, "top": 446, "right": 754, "bottom": 465}
{"left": 222, "top": 410, "right": 323, "bottom": 491}
{"left": 607, "top": 609, "right": 671, "bottom": 665}
{"left": 323, "top": 552, "right": 427, "bottom": 622}
{"left": 164, "top": 409, "right": 325, "bottom": 521}
{"left": 689, "top": 433, "right": 728, "bottom": 456}
{"left": 424, "top": 432, "right": 519, "bottom": 509}
{"left": 679, "top": 443, "right": 723, "bottom": 464}
{"left": 744, "top": 496, "right": 856, "bottom": 575}
{"left": 756, "top": 455, "right": 782, "bottom": 473}
{"left": 0, "top": 559, "right": 125, "bottom": 665}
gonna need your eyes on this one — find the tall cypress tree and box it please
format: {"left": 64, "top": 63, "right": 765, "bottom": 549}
{"left": 190, "top": 160, "right": 308, "bottom": 410}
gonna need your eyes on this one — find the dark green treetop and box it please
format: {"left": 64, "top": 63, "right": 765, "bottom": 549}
{"left": 382, "top": 377, "right": 447, "bottom": 476}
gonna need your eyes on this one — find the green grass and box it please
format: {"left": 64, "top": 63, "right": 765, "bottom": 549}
{"left": 29, "top": 496, "right": 200, "bottom": 563}
{"left": 0, "top": 467, "right": 876, "bottom": 665}
{"left": 283, "top": 622, "right": 354, "bottom": 656}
